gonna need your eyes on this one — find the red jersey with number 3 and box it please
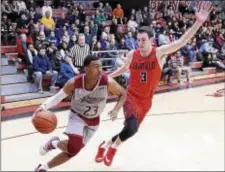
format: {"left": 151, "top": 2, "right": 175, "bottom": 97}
{"left": 127, "top": 48, "right": 162, "bottom": 108}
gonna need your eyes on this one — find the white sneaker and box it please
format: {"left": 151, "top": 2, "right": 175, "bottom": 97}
{"left": 50, "top": 86, "right": 59, "bottom": 93}
{"left": 39, "top": 136, "right": 60, "bottom": 156}
{"left": 35, "top": 164, "right": 47, "bottom": 172}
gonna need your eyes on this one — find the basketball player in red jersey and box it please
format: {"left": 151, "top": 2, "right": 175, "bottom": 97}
{"left": 33, "top": 55, "right": 127, "bottom": 171}
{"left": 95, "top": 1, "right": 213, "bottom": 166}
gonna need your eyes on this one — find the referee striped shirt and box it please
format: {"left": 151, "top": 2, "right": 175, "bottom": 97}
{"left": 69, "top": 44, "right": 90, "bottom": 67}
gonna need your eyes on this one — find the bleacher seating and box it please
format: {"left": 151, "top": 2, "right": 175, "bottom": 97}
{"left": 1, "top": 46, "right": 54, "bottom": 106}
{"left": 189, "top": 61, "right": 203, "bottom": 69}
{"left": 203, "top": 67, "right": 217, "bottom": 74}
{"left": 1, "top": 46, "right": 17, "bottom": 54}
{"left": 7, "top": 53, "right": 18, "bottom": 61}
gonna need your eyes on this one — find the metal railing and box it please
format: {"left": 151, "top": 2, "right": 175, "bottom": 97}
{"left": 91, "top": 49, "right": 129, "bottom": 71}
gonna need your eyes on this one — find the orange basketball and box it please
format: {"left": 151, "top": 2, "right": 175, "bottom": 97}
{"left": 32, "top": 111, "right": 57, "bottom": 134}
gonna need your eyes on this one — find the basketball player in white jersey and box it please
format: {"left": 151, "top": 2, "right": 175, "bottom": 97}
{"left": 34, "top": 55, "right": 127, "bottom": 172}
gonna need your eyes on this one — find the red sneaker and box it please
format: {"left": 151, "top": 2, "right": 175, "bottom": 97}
{"left": 95, "top": 141, "right": 106, "bottom": 163}
{"left": 104, "top": 146, "right": 117, "bottom": 166}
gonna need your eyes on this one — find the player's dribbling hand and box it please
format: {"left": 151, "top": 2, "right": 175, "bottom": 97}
{"left": 32, "top": 106, "right": 44, "bottom": 118}
{"left": 108, "top": 109, "right": 119, "bottom": 121}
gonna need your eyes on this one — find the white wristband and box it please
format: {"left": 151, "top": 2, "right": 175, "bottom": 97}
{"left": 40, "top": 89, "right": 68, "bottom": 110}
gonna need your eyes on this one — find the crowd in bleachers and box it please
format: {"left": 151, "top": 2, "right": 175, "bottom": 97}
{"left": 1, "top": 0, "right": 225, "bottom": 93}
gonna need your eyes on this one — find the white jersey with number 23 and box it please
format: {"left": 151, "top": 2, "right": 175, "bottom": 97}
{"left": 70, "top": 73, "right": 109, "bottom": 119}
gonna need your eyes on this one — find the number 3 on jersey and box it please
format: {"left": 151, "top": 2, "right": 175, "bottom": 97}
{"left": 84, "top": 105, "right": 98, "bottom": 116}
{"left": 140, "top": 72, "right": 147, "bottom": 82}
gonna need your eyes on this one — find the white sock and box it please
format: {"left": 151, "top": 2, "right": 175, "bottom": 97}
{"left": 52, "top": 140, "right": 59, "bottom": 149}
{"left": 111, "top": 143, "right": 118, "bottom": 149}
{"left": 41, "top": 164, "right": 49, "bottom": 170}
{"left": 101, "top": 141, "right": 109, "bottom": 149}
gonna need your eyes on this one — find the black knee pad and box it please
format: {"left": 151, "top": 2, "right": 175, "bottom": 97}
{"left": 119, "top": 116, "right": 139, "bottom": 142}
{"left": 112, "top": 134, "right": 119, "bottom": 143}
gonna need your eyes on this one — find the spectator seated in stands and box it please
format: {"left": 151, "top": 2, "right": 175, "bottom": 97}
{"left": 95, "top": 9, "right": 107, "bottom": 26}
{"left": 57, "top": 41, "right": 70, "bottom": 60}
{"left": 27, "top": 43, "right": 38, "bottom": 64}
{"left": 200, "top": 39, "right": 220, "bottom": 59}
{"left": 16, "top": 0, "right": 27, "bottom": 14}
{"left": 1, "top": 14, "right": 15, "bottom": 45}
{"left": 97, "top": 2, "right": 105, "bottom": 15}
{"left": 16, "top": 12, "right": 29, "bottom": 34}
{"left": 215, "top": 29, "right": 225, "bottom": 50}
{"left": 68, "top": 9, "right": 81, "bottom": 25}
{"left": 67, "top": 23, "right": 76, "bottom": 37}
{"left": 127, "top": 15, "right": 138, "bottom": 33}
{"left": 56, "top": 57, "right": 76, "bottom": 88}
{"left": 26, "top": 43, "right": 38, "bottom": 81}
{"left": 142, "top": 6, "right": 149, "bottom": 22}
{"left": 17, "top": 33, "right": 33, "bottom": 69}
{"left": 118, "top": 38, "right": 128, "bottom": 50}
{"left": 203, "top": 52, "right": 225, "bottom": 70}
{"left": 84, "top": 26, "right": 92, "bottom": 46}
{"left": 181, "top": 39, "right": 197, "bottom": 62}
{"left": 55, "top": 12, "right": 67, "bottom": 29}
{"left": 40, "top": 11, "right": 55, "bottom": 36}
{"left": 168, "top": 51, "right": 192, "bottom": 85}
{"left": 158, "top": 28, "right": 170, "bottom": 46}
{"left": 48, "top": 31, "right": 58, "bottom": 47}
{"left": 125, "top": 31, "right": 137, "bottom": 50}
{"left": 135, "top": 8, "right": 144, "bottom": 25}
{"left": 33, "top": 46, "right": 58, "bottom": 93}
{"left": 99, "top": 32, "right": 109, "bottom": 50}
{"left": 115, "top": 54, "right": 130, "bottom": 88}
{"left": 1, "top": 0, "right": 13, "bottom": 20}
{"left": 29, "top": 23, "right": 40, "bottom": 43}
{"left": 47, "top": 43, "right": 61, "bottom": 72}
{"left": 68, "top": 34, "right": 77, "bottom": 49}
{"left": 7, "top": 1, "right": 20, "bottom": 22}
{"left": 42, "top": 1, "right": 52, "bottom": 18}
{"left": 161, "top": 58, "right": 173, "bottom": 86}
{"left": 90, "top": 35, "right": 97, "bottom": 51}
{"left": 89, "top": 20, "right": 98, "bottom": 37}
{"left": 104, "top": 3, "right": 112, "bottom": 19}
{"left": 112, "top": 4, "right": 124, "bottom": 24}
{"left": 60, "top": 31, "right": 70, "bottom": 44}
{"left": 221, "top": 43, "right": 225, "bottom": 57}
{"left": 35, "top": 31, "right": 50, "bottom": 50}
{"left": 115, "top": 26, "right": 125, "bottom": 44}
{"left": 104, "top": 39, "right": 118, "bottom": 71}
{"left": 92, "top": 41, "right": 105, "bottom": 57}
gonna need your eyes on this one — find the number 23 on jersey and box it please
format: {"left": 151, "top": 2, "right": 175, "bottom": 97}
{"left": 84, "top": 105, "right": 99, "bottom": 117}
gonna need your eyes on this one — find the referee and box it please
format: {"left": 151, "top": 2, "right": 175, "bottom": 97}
{"left": 69, "top": 33, "right": 90, "bottom": 72}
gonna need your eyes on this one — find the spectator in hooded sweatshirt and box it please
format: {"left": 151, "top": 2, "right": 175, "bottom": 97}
{"left": 33, "top": 46, "right": 58, "bottom": 93}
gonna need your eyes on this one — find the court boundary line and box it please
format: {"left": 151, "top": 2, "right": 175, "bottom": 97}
{"left": 1, "top": 109, "right": 224, "bottom": 141}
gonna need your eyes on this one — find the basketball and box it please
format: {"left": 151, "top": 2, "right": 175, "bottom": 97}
{"left": 32, "top": 111, "right": 57, "bottom": 134}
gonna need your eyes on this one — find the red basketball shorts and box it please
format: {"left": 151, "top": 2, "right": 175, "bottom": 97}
{"left": 123, "top": 92, "right": 152, "bottom": 125}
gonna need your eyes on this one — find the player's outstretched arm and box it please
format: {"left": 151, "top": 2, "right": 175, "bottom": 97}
{"left": 108, "top": 50, "right": 134, "bottom": 78}
{"left": 156, "top": 1, "right": 213, "bottom": 60}
{"left": 107, "top": 77, "right": 127, "bottom": 121}
{"left": 35, "top": 78, "right": 75, "bottom": 113}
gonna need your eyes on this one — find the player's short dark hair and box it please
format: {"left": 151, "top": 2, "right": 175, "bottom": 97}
{"left": 83, "top": 54, "right": 100, "bottom": 67}
{"left": 138, "top": 26, "right": 154, "bottom": 38}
